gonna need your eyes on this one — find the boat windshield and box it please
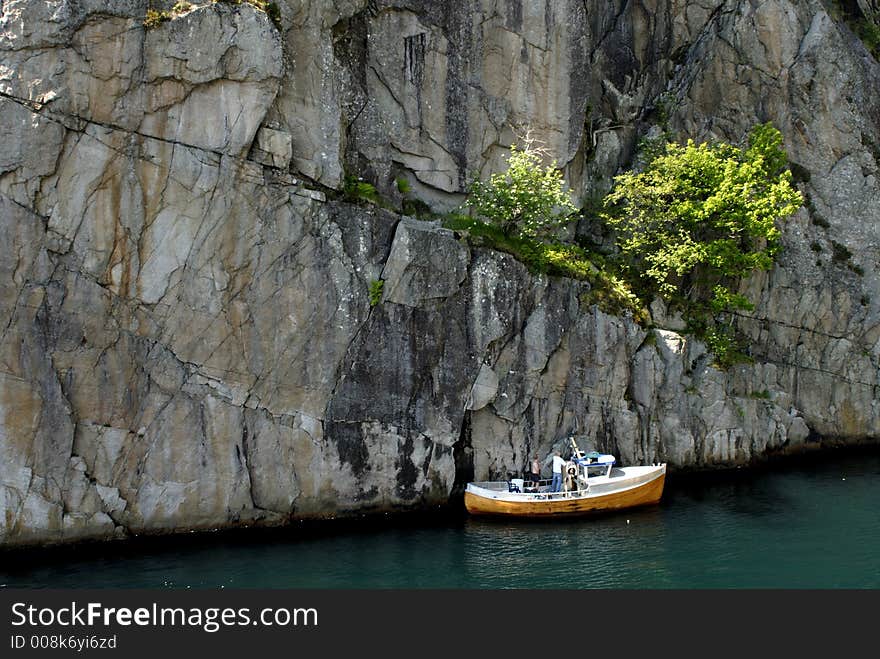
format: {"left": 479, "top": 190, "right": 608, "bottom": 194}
{"left": 568, "top": 439, "right": 615, "bottom": 478}
{"left": 573, "top": 454, "right": 615, "bottom": 467}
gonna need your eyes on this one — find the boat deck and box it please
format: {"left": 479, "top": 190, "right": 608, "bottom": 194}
{"left": 464, "top": 464, "right": 666, "bottom": 517}
{"left": 468, "top": 465, "right": 662, "bottom": 502}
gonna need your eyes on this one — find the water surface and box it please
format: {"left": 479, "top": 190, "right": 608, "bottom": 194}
{"left": 3, "top": 449, "right": 879, "bottom": 589}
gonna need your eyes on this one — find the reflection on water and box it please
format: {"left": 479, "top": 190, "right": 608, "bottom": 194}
{"left": 2, "top": 450, "right": 879, "bottom": 589}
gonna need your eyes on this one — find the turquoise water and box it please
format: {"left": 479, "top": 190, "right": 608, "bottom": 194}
{"left": 3, "top": 449, "right": 879, "bottom": 589}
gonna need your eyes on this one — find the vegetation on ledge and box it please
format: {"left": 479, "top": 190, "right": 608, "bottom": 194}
{"left": 441, "top": 214, "right": 644, "bottom": 321}
{"left": 465, "top": 144, "right": 578, "bottom": 239}
{"left": 338, "top": 124, "right": 802, "bottom": 368}
{"left": 458, "top": 124, "right": 802, "bottom": 368}
{"left": 450, "top": 139, "right": 643, "bottom": 319}
{"left": 368, "top": 279, "right": 384, "bottom": 307}
{"left": 343, "top": 176, "right": 384, "bottom": 206}
{"left": 145, "top": 1, "right": 282, "bottom": 31}
{"left": 602, "top": 123, "right": 803, "bottom": 366}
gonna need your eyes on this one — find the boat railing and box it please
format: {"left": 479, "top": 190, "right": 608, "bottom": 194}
{"left": 519, "top": 469, "right": 663, "bottom": 499}
{"left": 535, "top": 488, "right": 589, "bottom": 500}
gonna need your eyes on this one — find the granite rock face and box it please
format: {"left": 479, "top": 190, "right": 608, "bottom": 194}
{"left": 1, "top": 0, "right": 879, "bottom": 546}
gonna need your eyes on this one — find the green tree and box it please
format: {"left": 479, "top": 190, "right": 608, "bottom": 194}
{"left": 603, "top": 123, "right": 803, "bottom": 365}
{"left": 466, "top": 144, "right": 577, "bottom": 239}
{"left": 604, "top": 123, "right": 802, "bottom": 314}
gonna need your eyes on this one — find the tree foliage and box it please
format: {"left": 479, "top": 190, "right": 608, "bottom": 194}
{"left": 603, "top": 123, "right": 803, "bottom": 317}
{"left": 466, "top": 144, "right": 577, "bottom": 238}
{"left": 457, "top": 124, "right": 802, "bottom": 367}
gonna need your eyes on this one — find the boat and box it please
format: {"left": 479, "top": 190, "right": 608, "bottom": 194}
{"left": 464, "top": 437, "right": 666, "bottom": 518}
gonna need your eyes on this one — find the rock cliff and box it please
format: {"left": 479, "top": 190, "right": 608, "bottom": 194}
{"left": 1, "top": 0, "right": 878, "bottom": 546}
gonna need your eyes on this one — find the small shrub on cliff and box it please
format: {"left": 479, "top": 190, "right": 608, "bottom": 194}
{"left": 465, "top": 143, "right": 577, "bottom": 239}
{"left": 144, "top": 9, "right": 172, "bottom": 28}
{"left": 369, "top": 279, "right": 384, "bottom": 307}
{"left": 144, "top": 3, "right": 193, "bottom": 28}
{"left": 343, "top": 176, "right": 381, "bottom": 205}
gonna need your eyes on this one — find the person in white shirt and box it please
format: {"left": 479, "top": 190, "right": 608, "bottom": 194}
{"left": 551, "top": 451, "right": 566, "bottom": 492}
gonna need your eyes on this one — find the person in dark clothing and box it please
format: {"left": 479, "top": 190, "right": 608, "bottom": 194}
{"left": 529, "top": 453, "right": 541, "bottom": 484}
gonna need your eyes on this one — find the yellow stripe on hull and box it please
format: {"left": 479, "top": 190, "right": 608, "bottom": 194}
{"left": 464, "top": 473, "right": 665, "bottom": 518}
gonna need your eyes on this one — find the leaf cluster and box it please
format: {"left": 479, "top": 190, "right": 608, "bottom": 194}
{"left": 466, "top": 145, "right": 577, "bottom": 239}
{"left": 147, "top": 1, "right": 281, "bottom": 31}
{"left": 368, "top": 279, "right": 384, "bottom": 307}
{"left": 455, "top": 124, "right": 801, "bottom": 368}
{"left": 602, "top": 123, "right": 803, "bottom": 365}
{"left": 603, "top": 123, "right": 802, "bottom": 313}
{"left": 144, "top": 8, "right": 173, "bottom": 28}
{"left": 343, "top": 176, "right": 381, "bottom": 205}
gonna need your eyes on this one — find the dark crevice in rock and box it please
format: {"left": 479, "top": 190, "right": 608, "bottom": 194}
{"left": 325, "top": 420, "right": 370, "bottom": 478}
{"left": 450, "top": 410, "right": 473, "bottom": 503}
{"left": 394, "top": 435, "right": 418, "bottom": 500}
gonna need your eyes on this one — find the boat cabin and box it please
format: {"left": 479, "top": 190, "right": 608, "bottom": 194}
{"left": 507, "top": 449, "right": 617, "bottom": 494}
{"left": 573, "top": 450, "right": 616, "bottom": 479}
